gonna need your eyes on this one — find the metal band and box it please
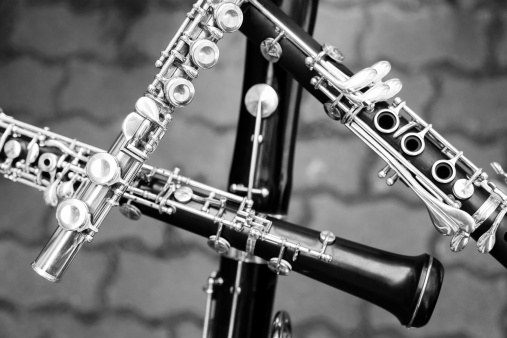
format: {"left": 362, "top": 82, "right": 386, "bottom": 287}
{"left": 472, "top": 195, "right": 501, "bottom": 232}
{"left": 246, "top": 228, "right": 261, "bottom": 256}
{"left": 407, "top": 256, "right": 433, "bottom": 328}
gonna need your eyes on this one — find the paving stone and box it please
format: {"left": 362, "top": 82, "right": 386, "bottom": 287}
{"left": 286, "top": 195, "right": 312, "bottom": 226}
{"left": 293, "top": 137, "right": 372, "bottom": 196}
{"left": 364, "top": 3, "right": 489, "bottom": 69}
{"left": 497, "top": 12, "right": 507, "bottom": 67}
{"left": 275, "top": 272, "right": 364, "bottom": 333}
{"left": 60, "top": 61, "right": 154, "bottom": 123}
{"left": 174, "top": 321, "right": 202, "bottom": 338}
{"left": 92, "top": 208, "right": 167, "bottom": 249}
{"left": 10, "top": 4, "right": 117, "bottom": 59}
{"left": 46, "top": 115, "right": 120, "bottom": 149}
{"left": 149, "top": 118, "right": 236, "bottom": 190}
{"left": 0, "top": 179, "right": 50, "bottom": 242}
{"left": 0, "top": 242, "right": 108, "bottom": 310}
{"left": 124, "top": 6, "right": 186, "bottom": 58}
{"left": 303, "top": 327, "right": 342, "bottom": 338}
{"left": 368, "top": 269, "right": 507, "bottom": 338}
{"left": 313, "top": 2, "right": 364, "bottom": 64}
{"left": 0, "top": 58, "right": 63, "bottom": 119}
{"left": 432, "top": 75, "right": 507, "bottom": 137}
{"left": 109, "top": 250, "right": 218, "bottom": 317}
{"left": 387, "top": 71, "right": 433, "bottom": 119}
{"left": 0, "top": 311, "right": 167, "bottom": 338}
{"left": 444, "top": 133, "right": 505, "bottom": 171}
{"left": 308, "top": 195, "right": 434, "bottom": 255}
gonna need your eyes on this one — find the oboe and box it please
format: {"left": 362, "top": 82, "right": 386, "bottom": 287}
{"left": 0, "top": 113, "right": 443, "bottom": 328}
{"left": 239, "top": 0, "right": 507, "bottom": 268}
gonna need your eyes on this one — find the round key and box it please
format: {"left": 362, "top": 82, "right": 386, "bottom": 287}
{"left": 38, "top": 153, "right": 58, "bottom": 172}
{"left": 214, "top": 3, "right": 243, "bottom": 33}
{"left": 190, "top": 40, "right": 219, "bottom": 69}
{"left": 56, "top": 198, "right": 90, "bottom": 231}
{"left": 4, "top": 140, "right": 22, "bottom": 159}
{"left": 86, "top": 153, "right": 121, "bottom": 186}
{"left": 164, "top": 78, "right": 195, "bottom": 107}
{"left": 174, "top": 186, "right": 193, "bottom": 203}
{"left": 119, "top": 203, "right": 142, "bottom": 221}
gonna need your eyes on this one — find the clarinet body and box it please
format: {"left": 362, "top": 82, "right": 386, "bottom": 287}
{"left": 239, "top": 0, "right": 507, "bottom": 268}
{"left": 133, "top": 177, "right": 443, "bottom": 329}
{"left": 209, "top": 1, "right": 319, "bottom": 337}
{"left": 229, "top": 0, "right": 317, "bottom": 215}
{"left": 0, "top": 114, "right": 443, "bottom": 328}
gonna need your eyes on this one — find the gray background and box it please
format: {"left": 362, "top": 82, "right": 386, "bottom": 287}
{"left": 0, "top": 0, "right": 506, "bottom": 337}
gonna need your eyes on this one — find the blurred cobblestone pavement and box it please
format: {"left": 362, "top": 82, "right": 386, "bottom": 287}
{"left": 0, "top": 0, "right": 506, "bottom": 337}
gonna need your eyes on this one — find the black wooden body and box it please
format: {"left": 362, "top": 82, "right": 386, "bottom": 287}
{"left": 210, "top": 255, "right": 278, "bottom": 338}
{"left": 239, "top": 0, "right": 507, "bottom": 269}
{"left": 131, "top": 189, "right": 444, "bottom": 328}
{"left": 215, "top": 0, "right": 319, "bottom": 337}
{"left": 0, "top": 129, "right": 444, "bottom": 328}
{"left": 229, "top": 0, "right": 318, "bottom": 215}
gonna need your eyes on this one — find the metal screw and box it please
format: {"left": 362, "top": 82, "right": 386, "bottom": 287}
{"left": 319, "top": 231, "right": 336, "bottom": 245}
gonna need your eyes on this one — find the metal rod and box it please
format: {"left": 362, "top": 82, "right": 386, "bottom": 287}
{"left": 227, "top": 260, "right": 244, "bottom": 338}
{"left": 247, "top": 101, "right": 264, "bottom": 199}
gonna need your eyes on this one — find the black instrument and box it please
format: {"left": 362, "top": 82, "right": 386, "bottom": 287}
{"left": 239, "top": 0, "right": 507, "bottom": 269}
{"left": 131, "top": 174, "right": 444, "bottom": 328}
{"left": 0, "top": 123, "right": 444, "bottom": 328}
{"left": 213, "top": 1, "right": 319, "bottom": 336}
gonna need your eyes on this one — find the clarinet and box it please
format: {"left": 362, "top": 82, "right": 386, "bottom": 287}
{"left": 23, "top": 0, "right": 245, "bottom": 283}
{"left": 239, "top": 0, "right": 507, "bottom": 268}
{"left": 205, "top": 1, "right": 319, "bottom": 337}
{"left": 0, "top": 114, "right": 443, "bottom": 328}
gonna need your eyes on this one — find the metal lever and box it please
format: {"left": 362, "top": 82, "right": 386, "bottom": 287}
{"left": 270, "top": 310, "right": 292, "bottom": 338}
{"left": 244, "top": 84, "right": 279, "bottom": 200}
{"left": 491, "top": 162, "right": 507, "bottom": 184}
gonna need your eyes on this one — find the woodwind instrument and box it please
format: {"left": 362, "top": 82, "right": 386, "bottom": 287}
{"left": 0, "top": 113, "right": 444, "bottom": 328}
{"left": 202, "top": 1, "right": 319, "bottom": 337}
{"left": 239, "top": 0, "right": 507, "bottom": 267}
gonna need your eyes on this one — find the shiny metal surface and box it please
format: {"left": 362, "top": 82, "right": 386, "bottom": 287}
{"left": 0, "top": 114, "right": 444, "bottom": 328}
{"left": 477, "top": 207, "right": 507, "bottom": 254}
{"left": 191, "top": 39, "right": 220, "bottom": 69}
{"left": 270, "top": 311, "right": 292, "bottom": 338}
{"left": 31, "top": 227, "right": 87, "bottom": 283}
{"left": 260, "top": 36, "right": 283, "bottom": 63}
{"left": 407, "top": 256, "right": 433, "bottom": 328}
{"left": 244, "top": 84, "right": 279, "bottom": 118}
{"left": 244, "top": 84, "right": 279, "bottom": 201}
{"left": 25, "top": 0, "right": 243, "bottom": 282}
